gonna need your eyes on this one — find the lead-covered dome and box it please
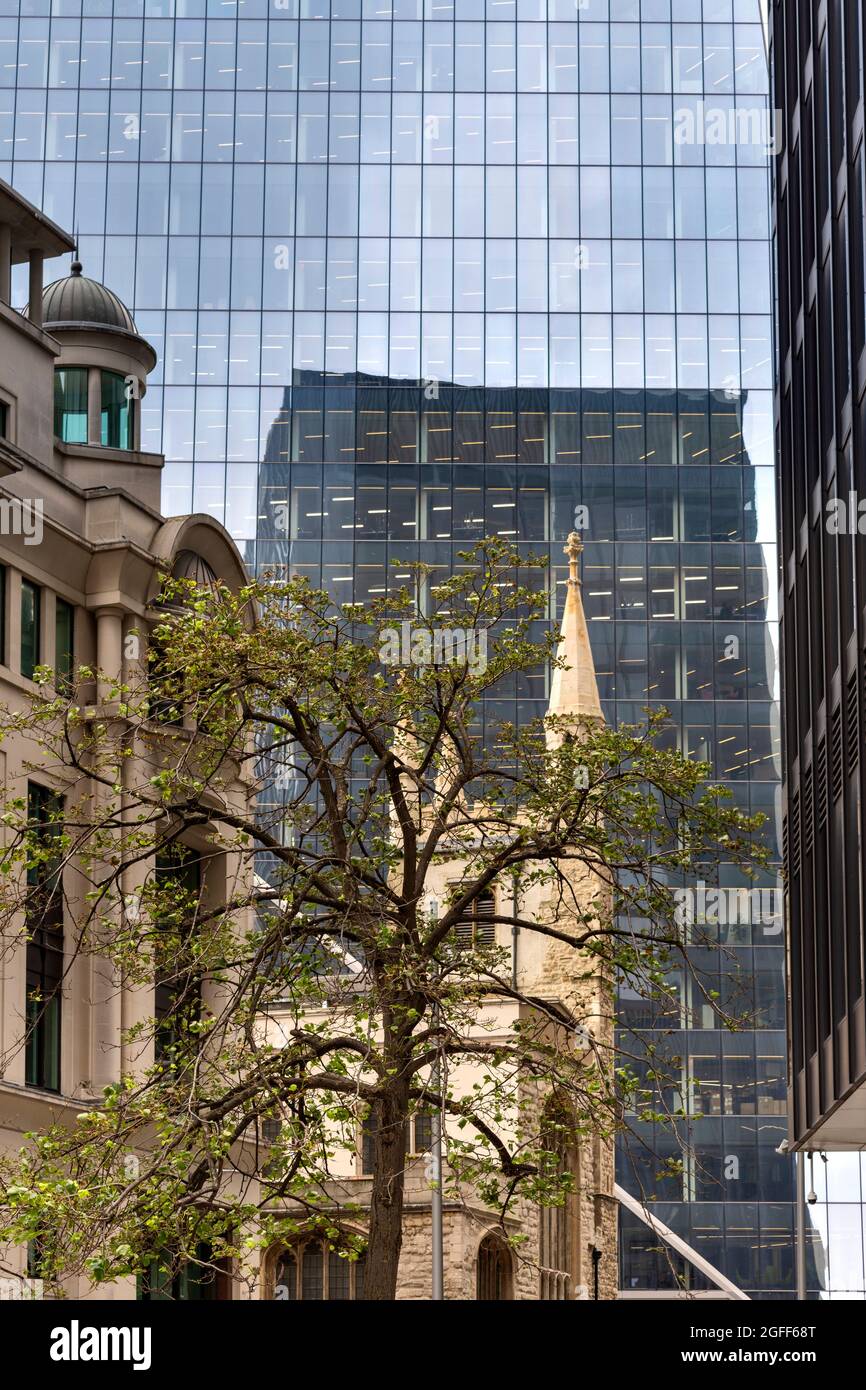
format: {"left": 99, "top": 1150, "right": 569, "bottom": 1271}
{"left": 41, "top": 260, "right": 138, "bottom": 334}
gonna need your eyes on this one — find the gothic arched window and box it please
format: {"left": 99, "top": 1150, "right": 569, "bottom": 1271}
{"left": 476, "top": 1233, "right": 513, "bottom": 1301}
{"left": 538, "top": 1095, "right": 579, "bottom": 1300}
{"left": 272, "top": 1241, "right": 366, "bottom": 1301}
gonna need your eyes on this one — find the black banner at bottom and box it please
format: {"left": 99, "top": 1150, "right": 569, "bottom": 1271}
{"left": 0, "top": 1295, "right": 858, "bottom": 1379}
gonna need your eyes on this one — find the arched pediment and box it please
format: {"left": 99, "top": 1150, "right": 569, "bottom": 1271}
{"left": 147, "top": 514, "right": 250, "bottom": 609}
{"left": 83, "top": 514, "right": 250, "bottom": 618}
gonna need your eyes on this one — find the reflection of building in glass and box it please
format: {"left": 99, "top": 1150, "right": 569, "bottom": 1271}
{"left": 257, "top": 377, "right": 778, "bottom": 779}
{"left": 2, "top": 0, "right": 786, "bottom": 1295}
{"left": 259, "top": 373, "right": 785, "bottom": 1296}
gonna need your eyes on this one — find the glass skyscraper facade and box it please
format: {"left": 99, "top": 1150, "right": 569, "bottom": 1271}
{"left": 0, "top": 0, "right": 789, "bottom": 1295}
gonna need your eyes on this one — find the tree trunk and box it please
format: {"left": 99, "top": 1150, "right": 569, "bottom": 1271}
{"left": 363, "top": 1086, "right": 409, "bottom": 1299}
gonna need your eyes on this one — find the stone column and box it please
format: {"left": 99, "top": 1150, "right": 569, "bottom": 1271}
{"left": 96, "top": 608, "right": 123, "bottom": 704}
{"left": 88, "top": 782, "right": 124, "bottom": 1092}
{"left": 90, "top": 606, "right": 128, "bottom": 1091}
{"left": 119, "top": 613, "right": 153, "bottom": 1077}
{"left": 27, "top": 250, "right": 43, "bottom": 327}
{"left": 0, "top": 223, "right": 11, "bottom": 304}
{"left": 87, "top": 365, "right": 101, "bottom": 445}
{"left": 133, "top": 380, "right": 142, "bottom": 450}
{"left": 0, "top": 747, "right": 28, "bottom": 1086}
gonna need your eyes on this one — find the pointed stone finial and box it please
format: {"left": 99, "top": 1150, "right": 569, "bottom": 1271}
{"left": 547, "top": 528, "right": 602, "bottom": 736}
{"left": 565, "top": 531, "right": 584, "bottom": 586}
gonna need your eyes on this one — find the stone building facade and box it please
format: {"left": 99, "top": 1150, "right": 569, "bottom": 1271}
{"left": 0, "top": 179, "right": 251, "bottom": 1300}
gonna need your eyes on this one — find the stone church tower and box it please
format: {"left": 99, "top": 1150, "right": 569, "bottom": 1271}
{"left": 473, "top": 530, "right": 616, "bottom": 1300}
{"left": 391, "top": 533, "right": 617, "bottom": 1300}
{"left": 264, "top": 534, "right": 618, "bottom": 1301}
{"left": 530, "top": 531, "right": 617, "bottom": 1300}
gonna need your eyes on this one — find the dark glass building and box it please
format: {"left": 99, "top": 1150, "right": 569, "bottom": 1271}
{"left": 773, "top": 0, "right": 866, "bottom": 1276}
{"left": 1, "top": 0, "right": 788, "bottom": 1295}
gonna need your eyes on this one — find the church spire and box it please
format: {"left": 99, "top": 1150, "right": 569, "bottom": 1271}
{"left": 546, "top": 532, "right": 603, "bottom": 739}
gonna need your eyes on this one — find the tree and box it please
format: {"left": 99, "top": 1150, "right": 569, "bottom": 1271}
{"left": 0, "top": 539, "right": 766, "bottom": 1300}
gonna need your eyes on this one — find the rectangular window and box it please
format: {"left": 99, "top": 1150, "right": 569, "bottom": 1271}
{"left": 53, "top": 367, "right": 89, "bottom": 444}
{"left": 25, "top": 935, "right": 62, "bottom": 1092}
{"left": 26, "top": 783, "right": 64, "bottom": 930}
{"left": 148, "top": 634, "right": 184, "bottom": 725}
{"left": 361, "top": 1110, "right": 432, "bottom": 1171}
{"left": 360, "top": 1109, "right": 377, "bottom": 1176}
{"left": 54, "top": 599, "right": 74, "bottom": 691}
{"left": 410, "top": 1110, "right": 433, "bottom": 1155}
{"left": 455, "top": 886, "right": 496, "bottom": 947}
{"left": 138, "top": 1243, "right": 228, "bottom": 1301}
{"left": 0, "top": 400, "right": 7, "bottom": 438}
{"left": 154, "top": 848, "right": 202, "bottom": 1064}
{"left": 20, "top": 578, "right": 41, "bottom": 680}
{"left": 100, "top": 370, "right": 133, "bottom": 450}
{"left": 27, "top": 1236, "right": 47, "bottom": 1281}
{"left": 25, "top": 783, "right": 64, "bottom": 1092}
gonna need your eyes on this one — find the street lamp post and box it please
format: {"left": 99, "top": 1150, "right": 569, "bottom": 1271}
{"left": 429, "top": 898, "right": 444, "bottom": 1300}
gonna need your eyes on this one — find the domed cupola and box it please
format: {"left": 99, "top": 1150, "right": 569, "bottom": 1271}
{"left": 42, "top": 260, "right": 140, "bottom": 335}
{"left": 38, "top": 261, "right": 156, "bottom": 453}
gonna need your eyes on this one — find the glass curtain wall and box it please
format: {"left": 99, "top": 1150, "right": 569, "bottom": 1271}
{"left": 0, "top": 0, "right": 787, "bottom": 1295}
